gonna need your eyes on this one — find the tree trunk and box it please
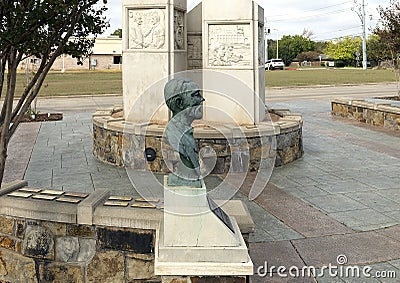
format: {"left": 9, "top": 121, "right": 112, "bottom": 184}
{"left": 0, "top": 127, "right": 7, "bottom": 186}
{"left": 0, "top": 49, "right": 18, "bottom": 186}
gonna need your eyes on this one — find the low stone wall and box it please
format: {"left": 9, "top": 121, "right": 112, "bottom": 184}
{"left": 93, "top": 109, "right": 303, "bottom": 172}
{"left": 0, "top": 181, "right": 253, "bottom": 283}
{"left": 332, "top": 98, "right": 400, "bottom": 131}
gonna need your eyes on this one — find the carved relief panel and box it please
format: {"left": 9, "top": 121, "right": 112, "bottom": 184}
{"left": 174, "top": 10, "right": 185, "bottom": 50}
{"left": 128, "top": 9, "right": 166, "bottom": 50}
{"left": 258, "top": 24, "right": 264, "bottom": 66}
{"left": 208, "top": 24, "right": 251, "bottom": 67}
{"left": 188, "top": 34, "right": 202, "bottom": 69}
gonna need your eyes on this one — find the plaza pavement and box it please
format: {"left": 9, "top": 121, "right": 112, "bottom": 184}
{"left": 4, "top": 84, "right": 400, "bottom": 282}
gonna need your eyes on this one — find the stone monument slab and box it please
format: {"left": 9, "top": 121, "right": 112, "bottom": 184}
{"left": 122, "top": 0, "right": 188, "bottom": 123}
{"left": 202, "top": 0, "right": 265, "bottom": 125}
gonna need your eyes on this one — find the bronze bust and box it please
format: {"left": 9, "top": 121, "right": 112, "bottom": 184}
{"left": 164, "top": 78, "right": 205, "bottom": 186}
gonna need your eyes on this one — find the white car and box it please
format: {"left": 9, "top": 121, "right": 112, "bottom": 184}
{"left": 265, "top": 59, "right": 285, "bottom": 70}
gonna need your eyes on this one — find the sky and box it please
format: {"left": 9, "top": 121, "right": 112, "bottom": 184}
{"left": 103, "top": 0, "right": 392, "bottom": 41}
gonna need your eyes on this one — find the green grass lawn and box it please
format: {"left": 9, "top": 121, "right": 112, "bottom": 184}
{"left": 2, "top": 69, "right": 398, "bottom": 98}
{"left": 9, "top": 71, "right": 122, "bottom": 97}
{"left": 266, "top": 68, "right": 398, "bottom": 87}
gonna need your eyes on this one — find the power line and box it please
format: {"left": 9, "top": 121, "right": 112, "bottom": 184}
{"left": 317, "top": 26, "right": 360, "bottom": 35}
{"left": 318, "top": 33, "right": 362, "bottom": 42}
{"left": 271, "top": 8, "right": 352, "bottom": 23}
{"left": 268, "top": 1, "right": 352, "bottom": 19}
{"left": 268, "top": 1, "right": 352, "bottom": 21}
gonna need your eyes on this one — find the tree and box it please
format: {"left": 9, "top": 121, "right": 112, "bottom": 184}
{"left": 0, "top": 0, "right": 109, "bottom": 185}
{"left": 266, "top": 39, "right": 277, "bottom": 60}
{"left": 278, "top": 34, "right": 316, "bottom": 66}
{"left": 366, "top": 34, "right": 391, "bottom": 66}
{"left": 111, "top": 28, "right": 122, "bottom": 38}
{"left": 373, "top": 0, "right": 400, "bottom": 95}
{"left": 324, "top": 36, "right": 362, "bottom": 65}
{"left": 296, "top": 51, "right": 321, "bottom": 63}
{"left": 315, "top": 41, "right": 328, "bottom": 53}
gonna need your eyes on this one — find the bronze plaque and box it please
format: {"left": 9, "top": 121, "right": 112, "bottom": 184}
{"left": 109, "top": 196, "right": 133, "bottom": 201}
{"left": 18, "top": 188, "right": 42, "bottom": 193}
{"left": 207, "top": 196, "right": 235, "bottom": 234}
{"left": 56, "top": 197, "right": 81, "bottom": 204}
{"left": 40, "top": 190, "right": 64, "bottom": 196}
{"left": 7, "top": 192, "right": 33, "bottom": 198}
{"left": 32, "top": 195, "right": 57, "bottom": 201}
{"left": 64, "top": 192, "right": 88, "bottom": 198}
{"left": 135, "top": 197, "right": 160, "bottom": 203}
{"left": 104, "top": 201, "right": 129, "bottom": 207}
{"left": 131, "top": 203, "right": 156, "bottom": 209}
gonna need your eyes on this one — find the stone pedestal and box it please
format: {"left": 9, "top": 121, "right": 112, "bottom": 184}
{"left": 202, "top": 0, "right": 265, "bottom": 125}
{"left": 122, "top": 0, "right": 188, "bottom": 123}
{"left": 155, "top": 176, "right": 253, "bottom": 276}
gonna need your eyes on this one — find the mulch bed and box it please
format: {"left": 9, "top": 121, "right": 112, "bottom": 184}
{"left": 18, "top": 113, "right": 63, "bottom": 123}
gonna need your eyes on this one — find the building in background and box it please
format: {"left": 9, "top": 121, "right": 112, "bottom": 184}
{"left": 19, "top": 36, "right": 123, "bottom": 72}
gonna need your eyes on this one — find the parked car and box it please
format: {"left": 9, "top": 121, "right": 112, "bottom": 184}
{"left": 265, "top": 59, "right": 285, "bottom": 70}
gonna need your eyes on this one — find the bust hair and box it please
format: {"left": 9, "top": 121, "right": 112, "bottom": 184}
{"left": 164, "top": 78, "right": 200, "bottom": 112}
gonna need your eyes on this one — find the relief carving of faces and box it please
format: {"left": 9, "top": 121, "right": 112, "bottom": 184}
{"left": 174, "top": 11, "right": 185, "bottom": 49}
{"left": 129, "top": 9, "right": 166, "bottom": 49}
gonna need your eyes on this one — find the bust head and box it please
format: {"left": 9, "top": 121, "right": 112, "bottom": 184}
{"left": 164, "top": 78, "right": 205, "bottom": 182}
{"left": 164, "top": 78, "right": 204, "bottom": 120}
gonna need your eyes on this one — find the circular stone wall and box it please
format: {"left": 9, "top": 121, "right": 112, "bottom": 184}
{"left": 92, "top": 108, "right": 303, "bottom": 173}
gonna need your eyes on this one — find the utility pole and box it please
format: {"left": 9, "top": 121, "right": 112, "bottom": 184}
{"left": 273, "top": 28, "right": 279, "bottom": 59}
{"left": 353, "top": 0, "right": 368, "bottom": 70}
{"left": 361, "top": 0, "right": 367, "bottom": 70}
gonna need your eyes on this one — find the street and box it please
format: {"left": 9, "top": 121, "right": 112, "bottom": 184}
{"left": 28, "top": 83, "right": 400, "bottom": 114}
{"left": 266, "top": 82, "right": 398, "bottom": 102}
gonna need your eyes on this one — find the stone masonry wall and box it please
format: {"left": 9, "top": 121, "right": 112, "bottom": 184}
{"left": 93, "top": 123, "right": 303, "bottom": 171}
{"left": 0, "top": 216, "right": 156, "bottom": 283}
{"left": 332, "top": 100, "right": 400, "bottom": 131}
{"left": 0, "top": 182, "right": 251, "bottom": 283}
{"left": 0, "top": 216, "right": 246, "bottom": 283}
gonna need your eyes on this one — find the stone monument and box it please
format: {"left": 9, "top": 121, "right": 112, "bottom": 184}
{"left": 122, "top": 0, "right": 188, "bottom": 123}
{"left": 156, "top": 77, "right": 252, "bottom": 275}
{"left": 93, "top": 0, "right": 304, "bottom": 276}
{"left": 94, "top": 0, "right": 303, "bottom": 174}
{"left": 202, "top": 0, "right": 265, "bottom": 125}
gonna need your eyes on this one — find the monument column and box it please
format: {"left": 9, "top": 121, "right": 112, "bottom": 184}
{"left": 202, "top": 0, "right": 265, "bottom": 125}
{"left": 122, "top": 0, "right": 187, "bottom": 123}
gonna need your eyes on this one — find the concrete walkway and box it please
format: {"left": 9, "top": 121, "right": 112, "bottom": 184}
{"left": 4, "top": 85, "right": 400, "bottom": 282}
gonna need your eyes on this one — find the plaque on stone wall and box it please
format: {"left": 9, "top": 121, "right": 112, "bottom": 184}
{"left": 188, "top": 34, "right": 202, "bottom": 70}
{"left": 258, "top": 24, "right": 264, "bottom": 66}
{"left": 174, "top": 9, "right": 185, "bottom": 50}
{"left": 208, "top": 24, "right": 251, "bottom": 67}
{"left": 207, "top": 196, "right": 235, "bottom": 234}
{"left": 128, "top": 9, "right": 166, "bottom": 50}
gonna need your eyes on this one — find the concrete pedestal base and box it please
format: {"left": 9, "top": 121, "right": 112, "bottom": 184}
{"left": 155, "top": 177, "right": 253, "bottom": 276}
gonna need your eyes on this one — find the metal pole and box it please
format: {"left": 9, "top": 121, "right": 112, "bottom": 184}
{"left": 362, "top": 0, "right": 367, "bottom": 70}
{"left": 276, "top": 30, "right": 279, "bottom": 59}
{"left": 266, "top": 37, "right": 268, "bottom": 61}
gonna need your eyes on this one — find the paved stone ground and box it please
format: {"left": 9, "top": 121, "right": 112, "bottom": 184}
{"left": 3, "top": 123, "right": 40, "bottom": 183}
{"left": 3, "top": 85, "right": 400, "bottom": 282}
